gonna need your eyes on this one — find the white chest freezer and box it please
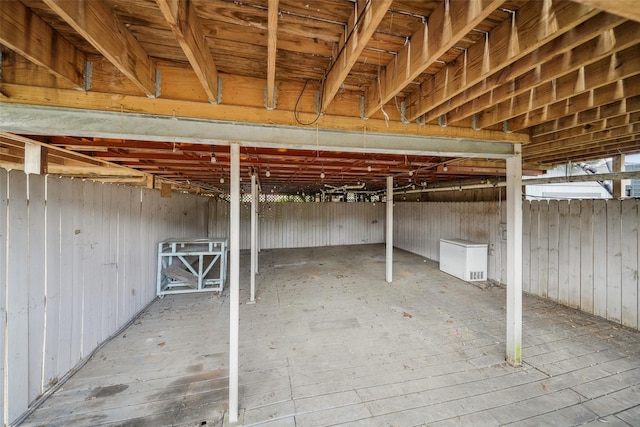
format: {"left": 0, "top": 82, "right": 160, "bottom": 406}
{"left": 439, "top": 238, "right": 488, "bottom": 282}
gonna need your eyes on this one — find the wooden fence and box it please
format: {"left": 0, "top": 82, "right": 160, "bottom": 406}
{"left": 0, "top": 170, "right": 209, "bottom": 425}
{"left": 524, "top": 199, "right": 639, "bottom": 329}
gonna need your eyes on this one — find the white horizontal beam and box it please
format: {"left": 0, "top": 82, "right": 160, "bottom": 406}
{"left": 0, "top": 104, "right": 516, "bottom": 159}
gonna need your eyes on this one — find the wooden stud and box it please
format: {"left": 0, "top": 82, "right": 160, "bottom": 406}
{"left": 569, "top": 0, "right": 640, "bottom": 23}
{"left": 266, "top": 0, "right": 279, "bottom": 110}
{"left": 322, "top": 0, "right": 393, "bottom": 112}
{"left": 446, "top": 17, "right": 634, "bottom": 126}
{"left": 0, "top": 1, "right": 85, "bottom": 89}
{"left": 160, "top": 182, "right": 172, "bottom": 198}
{"left": 423, "top": 12, "right": 626, "bottom": 125}
{"left": 43, "top": 0, "right": 157, "bottom": 96}
{"left": 509, "top": 74, "right": 640, "bottom": 132}
{"left": 364, "top": 0, "right": 503, "bottom": 118}
{"left": 406, "top": 1, "right": 598, "bottom": 121}
{"left": 156, "top": 0, "right": 219, "bottom": 103}
{"left": 612, "top": 153, "right": 625, "bottom": 198}
{"left": 476, "top": 46, "right": 640, "bottom": 129}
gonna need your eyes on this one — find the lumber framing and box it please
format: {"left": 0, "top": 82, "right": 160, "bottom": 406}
{"left": 447, "top": 17, "right": 635, "bottom": 125}
{"left": 405, "top": 1, "right": 598, "bottom": 122}
{"left": 363, "top": 0, "right": 504, "bottom": 119}
{"left": 419, "top": 12, "right": 625, "bottom": 125}
{"left": 0, "top": 104, "right": 519, "bottom": 159}
{"left": 0, "top": 1, "right": 85, "bottom": 89}
{"left": 532, "top": 112, "right": 640, "bottom": 145}
{"left": 526, "top": 123, "right": 640, "bottom": 157}
{"left": 0, "top": 83, "right": 528, "bottom": 143}
{"left": 525, "top": 135, "right": 640, "bottom": 164}
{"left": 266, "top": 0, "right": 279, "bottom": 110}
{"left": 156, "top": 0, "right": 219, "bottom": 104}
{"left": 531, "top": 95, "right": 640, "bottom": 137}
{"left": 569, "top": 0, "right": 640, "bottom": 23}
{"left": 42, "top": 0, "right": 157, "bottom": 96}
{"left": 321, "top": 0, "right": 392, "bottom": 112}
{"left": 475, "top": 46, "right": 640, "bottom": 129}
{"left": 508, "top": 74, "right": 640, "bottom": 131}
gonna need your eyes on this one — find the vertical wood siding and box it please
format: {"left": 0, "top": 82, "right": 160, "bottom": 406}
{"left": 208, "top": 200, "right": 385, "bottom": 249}
{"left": 0, "top": 170, "right": 208, "bottom": 425}
{"left": 524, "top": 199, "right": 640, "bottom": 329}
{"left": 394, "top": 200, "right": 640, "bottom": 332}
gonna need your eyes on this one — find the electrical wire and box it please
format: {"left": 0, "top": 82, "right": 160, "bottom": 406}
{"left": 294, "top": 79, "right": 323, "bottom": 126}
{"left": 294, "top": 0, "right": 373, "bottom": 126}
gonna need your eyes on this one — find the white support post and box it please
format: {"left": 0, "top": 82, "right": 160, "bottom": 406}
{"left": 386, "top": 176, "right": 393, "bottom": 283}
{"left": 24, "top": 143, "right": 46, "bottom": 175}
{"left": 249, "top": 172, "right": 257, "bottom": 303}
{"left": 506, "top": 144, "right": 523, "bottom": 366}
{"left": 228, "top": 143, "right": 240, "bottom": 423}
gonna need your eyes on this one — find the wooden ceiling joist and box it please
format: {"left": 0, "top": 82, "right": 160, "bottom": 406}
{"left": 417, "top": 12, "right": 626, "bottom": 126}
{"left": 447, "top": 17, "right": 636, "bottom": 125}
{"left": 532, "top": 111, "right": 640, "bottom": 145}
{"left": 0, "top": 0, "right": 85, "bottom": 89}
{"left": 42, "top": 0, "right": 158, "bottom": 96}
{"left": 363, "top": 0, "right": 504, "bottom": 119}
{"left": 476, "top": 45, "right": 640, "bottom": 129}
{"left": 532, "top": 95, "right": 640, "bottom": 137}
{"left": 266, "top": 0, "right": 279, "bottom": 110}
{"left": 156, "top": 0, "right": 219, "bottom": 104}
{"left": 569, "top": 0, "right": 640, "bottom": 23}
{"left": 508, "top": 73, "right": 640, "bottom": 131}
{"left": 405, "top": 1, "right": 598, "bottom": 122}
{"left": 321, "top": 0, "right": 393, "bottom": 112}
{"left": 526, "top": 123, "right": 640, "bottom": 157}
{"left": 525, "top": 135, "right": 640, "bottom": 164}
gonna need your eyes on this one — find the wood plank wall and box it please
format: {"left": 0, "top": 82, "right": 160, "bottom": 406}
{"left": 394, "top": 202, "right": 508, "bottom": 283}
{"left": 394, "top": 200, "right": 640, "bottom": 332}
{"left": 524, "top": 199, "right": 640, "bottom": 330}
{"left": 0, "top": 169, "right": 209, "bottom": 425}
{"left": 208, "top": 200, "right": 385, "bottom": 249}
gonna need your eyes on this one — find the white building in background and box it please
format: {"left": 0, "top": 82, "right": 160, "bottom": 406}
{"left": 523, "top": 158, "right": 638, "bottom": 200}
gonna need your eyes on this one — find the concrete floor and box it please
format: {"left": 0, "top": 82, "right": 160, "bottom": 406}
{"left": 21, "top": 244, "right": 640, "bottom": 426}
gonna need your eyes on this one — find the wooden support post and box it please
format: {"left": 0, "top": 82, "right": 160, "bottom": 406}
{"left": 228, "top": 142, "right": 240, "bottom": 423}
{"left": 506, "top": 145, "right": 523, "bottom": 366}
{"left": 386, "top": 176, "right": 393, "bottom": 283}
{"left": 144, "top": 174, "right": 155, "bottom": 189}
{"left": 612, "top": 154, "right": 625, "bottom": 198}
{"left": 24, "top": 143, "right": 47, "bottom": 175}
{"left": 160, "top": 182, "right": 172, "bottom": 198}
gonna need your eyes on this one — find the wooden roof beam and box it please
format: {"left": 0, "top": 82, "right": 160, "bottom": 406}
{"left": 524, "top": 135, "right": 640, "bottom": 164}
{"left": 509, "top": 74, "right": 640, "bottom": 131}
{"left": 479, "top": 45, "right": 640, "bottom": 129}
{"left": 0, "top": 1, "right": 85, "bottom": 89}
{"left": 420, "top": 12, "right": 625, "bottom": 125}
{"left": 363, "top": 0, "right": 504, "bottom": 119}
{"left": 266, "top": 0, "right": 279, "bottom": 110}
{"left": 156, "top": 0, "right": 219, "bottom": 104}
{"left": 532, "top": 94, "right": 640, "bottom": 137}
{"left": 525, "top": 122, "right": 640, "bottom": 156}
{"left": 444, "top": 14, "right": 631, "bottom": 125}
{"left": 569, "top": 0, "right": 640, "bottom": 23}
{"left": 406, "top": 1, "right": 599, "bottom": 122}
{"left": 43, "top": 0, "right": 157, "bottom": 97}
{"left": 532, "top": 111, "right": 640, "bottom": 144}
{"left": 321, "top": 0, "right": 393, "bottom": 112}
